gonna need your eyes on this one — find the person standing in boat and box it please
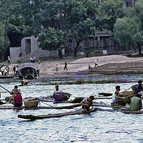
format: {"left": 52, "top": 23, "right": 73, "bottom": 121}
{"left": 11, "top": 85, "right": 22, "bottom": 107}
{"left": 112, "top": 86, "right": 121, "bottom": 103}
{"left": 53, "top": 84, "right": 64, "bottom": 103}
{"left": 135, "top": 80, "right": 143, "bottom": 96}
{"left": 81, "top": 96, "right": 94, "bottom": 112}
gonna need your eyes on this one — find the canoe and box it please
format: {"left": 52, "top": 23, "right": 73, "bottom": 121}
{"left": 0, "top": 103, "right": 81, "bottom": 110}
{"left": 98, "top": 92, "right": 112, "bottom": 96}
{"left": 18, "top": 107, "right": 97, "bottom": 120}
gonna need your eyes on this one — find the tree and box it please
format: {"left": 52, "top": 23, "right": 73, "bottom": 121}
{"left": 114, "top": 0, "right": 143, "bottom": 55}
{"left": 64, "top": 0, "right": 98, "bottom": 57}
{"left": 98, "top": 0, "right": 124, "bottom": 32}
{"left": 39, "top": 27, "right": 65, "bottom": 58}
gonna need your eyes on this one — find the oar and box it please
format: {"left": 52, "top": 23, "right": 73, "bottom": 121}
{"left": 0, "top": 84, "right": 11, "bottom": 94}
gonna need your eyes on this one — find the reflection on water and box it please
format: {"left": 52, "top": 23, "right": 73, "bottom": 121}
{"left": 0, "top": 75, "right": 143, "bottom": 142}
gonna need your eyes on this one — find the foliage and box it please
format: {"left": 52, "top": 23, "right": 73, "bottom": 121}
{"left": 114, "top": 0, "right": 143, "bottom": 54}
{"left": 98, "top": 0, "right": 124, "bottom": 32}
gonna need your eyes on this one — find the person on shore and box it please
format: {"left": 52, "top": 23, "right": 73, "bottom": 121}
{"left": 13, "top": 65, "right": 16, "bottom": 75}
{"left": 112, "top": 86, "right": 121, "bottom": 103}
{"left": 135, "top": 80, "right": 143, "bottom": 96}
{"left": 88, "top": 65, "right": 92, "bottom": 70}
{"left": 64, "top": 62, "right": 68, "bottom": 70}
{"left": 56, "top": 64, "right": 58, "bottom": 72}
{"left": 81, "top": 96, "right": 94, "bottom": 112}
{"left": 128, "top": 93, "right": 142, "bottom": 111}
{"left": 53, "top": 84, "right": 64, "bottom": 102}
{"left": 11, "top": 85, "right": 22, "bottom": 107}
{"left": 94, "top": 59, "right": 98, "bottom": 68}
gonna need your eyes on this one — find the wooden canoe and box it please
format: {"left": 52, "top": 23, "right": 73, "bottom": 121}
{"left": 0, "top": 103, "right": 81, "bottom": 110}
{"left": 98, "top": 92, "right": 112, "bottom": 96}
{"left": 18, "top": 107, "right": 97, "bottom": 120}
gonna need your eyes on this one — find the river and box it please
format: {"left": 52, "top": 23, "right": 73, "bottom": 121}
{"left": 0, "top": 74, "right": 143, "bottom": 143}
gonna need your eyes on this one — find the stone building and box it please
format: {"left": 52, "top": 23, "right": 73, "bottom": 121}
{"left": 10, "top": 36, "right": 62, "bottom": 63}
{"left": 123, "top": 0, "right": 137, "bottom": 8}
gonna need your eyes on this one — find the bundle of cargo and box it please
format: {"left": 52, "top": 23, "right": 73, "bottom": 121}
{"left": 24, "top": 99, "right": 38, "bottom": 108}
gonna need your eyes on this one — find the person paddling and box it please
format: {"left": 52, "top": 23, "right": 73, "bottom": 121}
{"left": 21, "top": 78, "right": 29, "bottom": 86}
{"left": 53, "top": 84, "right": 64, "bottom": 103}
{"left": 81, "top": 96, "right": 94, "bottom": 112}
{"left": 11, "top": 85, "right": 22, "bottom": 107}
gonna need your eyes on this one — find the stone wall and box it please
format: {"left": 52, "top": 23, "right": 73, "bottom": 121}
{"left": 10, "top": 36, "right": 59, "bottom": 63}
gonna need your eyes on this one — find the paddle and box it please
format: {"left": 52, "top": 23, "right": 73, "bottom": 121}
{"left": 0, "top": 84, "right": 11, "bottom": 94}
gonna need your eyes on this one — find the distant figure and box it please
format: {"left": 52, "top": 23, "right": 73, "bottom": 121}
{"left": 128, "top": 94, "right": 142, "bottom": 111}
{"left": 15, "top": 65, "right": 19, "bottom": 76}
{"left": 36, "top": 67, "right": 40, "bottom": 77}
{"left": 112, "top": 86, "right": 121, "bottom": 103}
{"left": 21, "top": 78, "right": 29, "bottom": 86}
{"left": 30, "top": 57, "right": 33, "bottom": 63}
{"left": 88, "top": 65, "right": 92, "bottom": 70}
{"left": 135, "top": 80, "right": 143, "bottom": 96}
{"left": 64, "top": 62, "right": 68, "bottom": 70}
{"left": 33, "top": 56, "right": 36, "bottom": 63}
{"left": 53, "top": 84, "right": 64, "bottom": 102}
{"left": 11, "top": 85, "right": 22, "bottom": 107}
{"left": 81, "top": 96, "right": 94, "bottom": 112}
{"left": 13, "top": 65, "right": 16, "bottom": 75}
{"left": 56, "top": 64, "right": 58, "bottom": 72}
{"left": 8, "top": 56, "right": 10, "bottom": 63}
{"left": 94, "top": 59, "right": 98, "bottom": 67}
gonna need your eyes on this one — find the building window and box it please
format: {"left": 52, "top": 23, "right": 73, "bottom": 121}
{"left": 126, "top": 2, "right": 132, "bottom": 7}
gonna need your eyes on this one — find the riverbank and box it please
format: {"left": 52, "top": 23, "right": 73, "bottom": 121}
{"left": 8, "top": 55, "right": 143, "bottom": 78}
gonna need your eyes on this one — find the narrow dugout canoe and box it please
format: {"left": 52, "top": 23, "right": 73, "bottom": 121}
{"left": 0, "top": 103, "right": 81, "bottom": 110}
{"left": 18, "top": 107, "right": 97, "bottom": 120}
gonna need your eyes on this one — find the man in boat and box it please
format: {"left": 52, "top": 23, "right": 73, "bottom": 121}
{"left": 53, "top": 84, "right": 64, "bottom": 103}
{"left": 112, "top": 86, "right": 121, "bottom": 103}
{"left": 128, "top": 93, "right": 142, "bottom": 111}
{"left": 135, "top": 80, "right": 143, "bottom": 96}
{"left": 21, "top": 78, "right": 29, "bottom": 86}
{"left": 11, "top": 85, "right": 22, "bottom": 107}
{"left": 81, "top": 96, "right": 94, "bottom": 112}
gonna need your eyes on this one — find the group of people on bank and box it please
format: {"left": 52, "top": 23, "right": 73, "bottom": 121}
{"left": 112, "top": 80, "right": 143, "bottom": 111}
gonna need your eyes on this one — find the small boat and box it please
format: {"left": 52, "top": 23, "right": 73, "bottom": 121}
{"left": 17, "top": 63, "right": 38, "bottom": 79}
{"left": 18, "top": 107, "right": 97, "bottom": 120}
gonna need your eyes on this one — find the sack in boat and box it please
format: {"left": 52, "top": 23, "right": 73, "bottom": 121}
{"left": 122, "top": 91, "right": 134, "bottom": 96}
{"left": 115, "top": 96, "right": 131, "bottom": 106}
{"left": 24, "top": 100, "right": 38, "bottom": 108}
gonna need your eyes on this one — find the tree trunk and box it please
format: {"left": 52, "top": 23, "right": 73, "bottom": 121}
{"left": 74, "top": 41, "right": 80, "bottom": 58}
{"left": 138, "top": 43, "right": 142, "bottom": 55}
{"left": 58, "top": 49, "right": 63, "bottom": 59}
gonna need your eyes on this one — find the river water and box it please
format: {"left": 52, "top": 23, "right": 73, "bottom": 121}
{"left": 0, "top": 74, "right": 143, "bottom": 143}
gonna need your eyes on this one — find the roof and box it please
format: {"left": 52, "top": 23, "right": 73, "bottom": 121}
{"left": 18, "top": 63, "right": 37, "bottom": 70}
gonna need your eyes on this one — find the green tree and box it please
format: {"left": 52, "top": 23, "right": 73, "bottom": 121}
{"left": 114, "top": 0, "right": 143, "bottom": 55}
{"left": 39, "top": 27, "right": 65, "bottom": 58}
{"left": 98, "top": 0, "right": 124, "bottom": 31}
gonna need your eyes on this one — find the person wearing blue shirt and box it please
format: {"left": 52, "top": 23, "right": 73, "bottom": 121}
{"left": 135, "top": 80, "right": 143, "bottom": 96}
